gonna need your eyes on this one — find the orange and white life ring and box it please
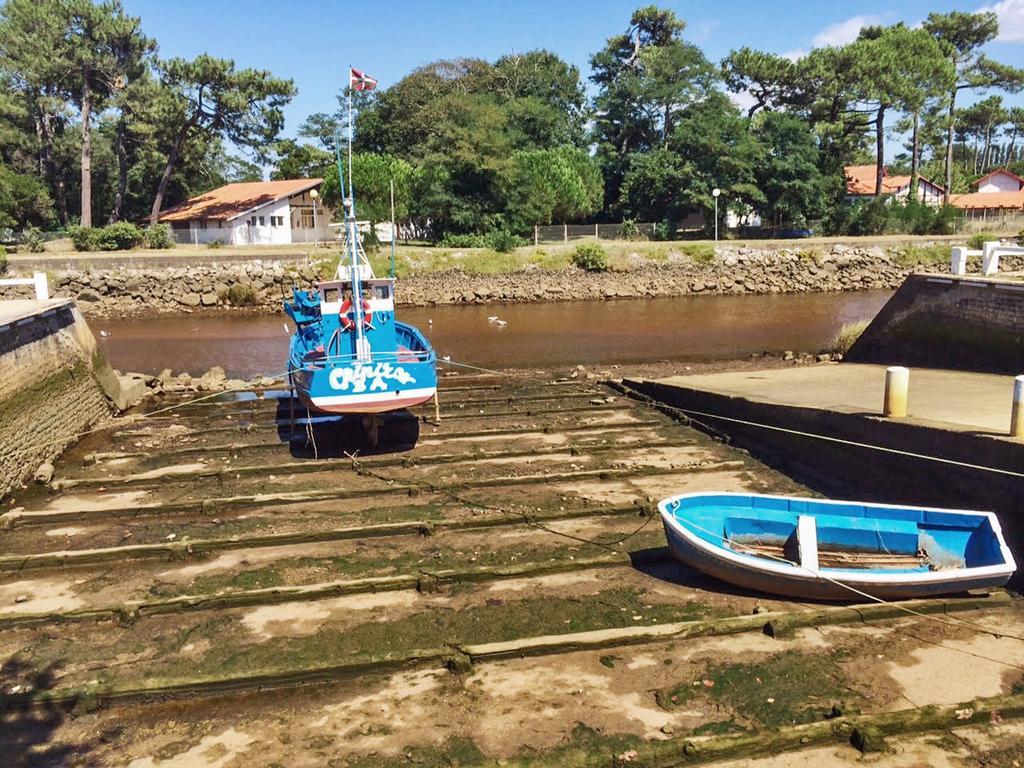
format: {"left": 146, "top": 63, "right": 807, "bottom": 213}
{"left": 340, "top": 297, "right": 372, "bottom": 331}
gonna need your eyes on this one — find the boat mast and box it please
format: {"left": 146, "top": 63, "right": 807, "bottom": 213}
{"left": 346, "top": 68, "right": 368, "bottom": 361}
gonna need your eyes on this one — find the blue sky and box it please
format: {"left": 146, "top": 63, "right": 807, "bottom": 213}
{"left": 123, "top": 0, "right": 1024, "bottom": 142}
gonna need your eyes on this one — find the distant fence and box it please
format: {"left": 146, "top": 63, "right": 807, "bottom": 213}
{"left": 534, "top": 223, "right": 658, "bottom": 244}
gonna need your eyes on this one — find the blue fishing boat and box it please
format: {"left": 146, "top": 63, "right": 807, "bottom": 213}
{"left": 659, "top": 492, "right": 1016, "bottom": 601}
{"left": 284, "top": 69, "right": 436, "bottom": 417}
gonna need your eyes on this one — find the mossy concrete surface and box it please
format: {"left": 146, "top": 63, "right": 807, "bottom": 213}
{"left": 2, "top": 369, "right": 1021, "bottom": 766}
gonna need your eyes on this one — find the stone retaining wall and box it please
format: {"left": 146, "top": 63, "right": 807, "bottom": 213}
{"left": 0, "top": 303, "right": 119, "bottom": 500}
{"left": 2, "top": 243, "right": 1022, "bottom": 317}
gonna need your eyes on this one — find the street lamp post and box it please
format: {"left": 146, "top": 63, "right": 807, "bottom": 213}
{"left": 310, "top": 188, "right": 320, "bottom": 246}
{"left": 712, "top": 188, "right": 721, "bottom": 243}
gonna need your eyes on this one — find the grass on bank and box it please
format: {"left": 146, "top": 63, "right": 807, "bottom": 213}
{"left": 830, "top": 319, "right": 872, "bottom": 356}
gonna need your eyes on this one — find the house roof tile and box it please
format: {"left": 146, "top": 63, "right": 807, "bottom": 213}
{"left": 950, "top": 190, "right": 1024, "bottom": 210}
{"left": 157, "top": 179, "right": 323, "bottom": 222}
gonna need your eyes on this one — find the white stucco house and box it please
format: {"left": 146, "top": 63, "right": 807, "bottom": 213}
{"left": 950, "top": 168, "right": 1024, "bottom": 218}
{"left": 158, "top": 178, "right": 334, "bottom": 246}
{"left": 973, "top": 168, "right": 1024, "bottom": 194}
{"left": 844, "top": 165, "right": 946, "bottom": 206}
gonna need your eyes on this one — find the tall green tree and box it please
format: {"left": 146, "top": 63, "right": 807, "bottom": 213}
{"left": 924, "top": 11, "right": 1024, "bottom": 202}
{"left": 0, "top": 0, "right": 74, "bottom": 224}
{"left": 66, "top": 0, "right": 152, "bottom": 227}
{"left": 721, "top": 47, "right": 798, "bottom": 118}
{"left": 321, "top": 152, "right": 412, "bottom": 225}
{"left": 752, "top": 111, "right": 831, "bottom": 227}
{"left": 851, "top": 24, "right": 954, "bottom": 197}
{"left": 500, "top": 145, "right": 602, "bottom": 232}
{"left": 590, "top": 5, "right": 715, "bottom": 213}
{"left": 148, "top": 54, "right": 295, "bottom": 222}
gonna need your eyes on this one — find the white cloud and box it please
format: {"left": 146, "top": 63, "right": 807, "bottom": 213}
{"left": 980, "top": 0, "right": 1024, "bottom": 42}
{"left": 780, "top": 48, "right": 807, "bottom": 61}
{"left": 812, "top": 15, "right": 882, "bottom": 47}
{"left": 689, "top": 19, "right": 719, "bottom": 43}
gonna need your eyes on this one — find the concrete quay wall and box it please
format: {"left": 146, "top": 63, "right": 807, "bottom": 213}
{"left": 0, "top": 301, "right": 120, "bottom": 500}
{"left": 847, "top": 273, "right": 1024, "bottom": 375}
{"left": 623, "top": 378, "right": 1024, "bottom": 571}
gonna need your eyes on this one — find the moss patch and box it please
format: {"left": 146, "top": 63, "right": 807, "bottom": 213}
{"left": 705, "top": 649, "right": 858, "bottom": 728}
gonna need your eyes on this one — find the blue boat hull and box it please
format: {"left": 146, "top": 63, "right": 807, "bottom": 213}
{"left": 659, "top": 492, "right": 1016, "bottom": 601}
{"left": 289, "top": 354, "right": 436, "bottom": 415}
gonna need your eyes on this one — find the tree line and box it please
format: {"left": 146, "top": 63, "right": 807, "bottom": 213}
{"left": 0, "top": 2, "right": 1022, "bottom": 241}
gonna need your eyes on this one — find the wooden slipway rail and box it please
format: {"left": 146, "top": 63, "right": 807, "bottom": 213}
{"left": 0, "top": 592, "right": 1009, "bottom": 712}
{"left": 5, "top": 371, "right": 1018, "bottom": 765}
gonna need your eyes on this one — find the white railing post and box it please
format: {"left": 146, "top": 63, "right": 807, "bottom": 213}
{"left": 563, "top": 223, "right": 568, "bottom": 243}
{"left": 950, "top": 246, "right": 968, "bottom": 276}
{"left": 32, "top": 272, "right": 49, "bottom": 300}
{"left": 982, "top": 241, "right": 1000, "bottom": 276}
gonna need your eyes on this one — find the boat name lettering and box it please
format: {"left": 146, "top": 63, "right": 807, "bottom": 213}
{"left": 328, "top": 362, "right": 416, "bottom": 393}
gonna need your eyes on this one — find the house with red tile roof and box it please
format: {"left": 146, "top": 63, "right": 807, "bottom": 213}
{"left": 950, "top": 169, "right": 1024, "bottom": 217}
{"left": 844, "top": 165, "right": 945, "bottom": 205}
{"left": 157, "top": 178, "right": 331, "bottom": 245}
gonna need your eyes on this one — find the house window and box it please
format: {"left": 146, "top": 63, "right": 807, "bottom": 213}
{"left": 270, "top": 215, "right": 284, "bottom": 227}
{"left": 249, "top": 216, "right": 257, "bottom": 226}
{"left": 300, "top": 210, "right": 314, "bottom": 228}
{"left": 259, "top": 216, "right": 265, "bottom": 226}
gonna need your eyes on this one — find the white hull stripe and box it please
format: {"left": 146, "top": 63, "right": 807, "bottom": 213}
{"left": 310, "top": 386, "right": 437, "bottom": 407}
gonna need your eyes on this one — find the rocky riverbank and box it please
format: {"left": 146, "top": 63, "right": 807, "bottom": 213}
{"left": 3, "top": 242, "right": 1018, "bottom": 317}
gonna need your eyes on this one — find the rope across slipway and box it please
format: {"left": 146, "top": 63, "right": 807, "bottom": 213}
{"left": 8, "top": 354, "right": 1024, "bottom": 671}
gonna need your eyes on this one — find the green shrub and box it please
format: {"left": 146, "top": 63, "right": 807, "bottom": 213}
{"left": 207, "top": 238, "right": 224, "bottom": 249}
{"left": 439, "top": 232, "right": 489, "bottom": 248}
{"left": 620, "top": 219, "right": 645, "bottom": 241}
{"left": 439, "top": 231, "right": 526, "bottom": 251}
{"left": 487, "top": 230, "right": 523, "bottom": 253}
{"left": 144, "top": 223, "right": 174, "bottom": 249}
{"left": 68, "top": 225, "right": 94, "bottom": 251}
{"left": 23, "top": 227, "right": 45, "bottom": 253}
{"left": 102, "top": 221, "right": 144, "bottom": 250}
{"left": 930, "top": 204, "right": 962, "bottom": 235}
{"left": 571, "top": 242, "right": 609, "bottom": 271}
{"left": 226, "top": 283, "right": 257, "bottom": 306}
{"left": 680, "top": 243, "right": 716, "bottom": 265}
{"left": 967, "top": 231, "right": 997, "bottom": 250}
{"left": 68, "top": 222, "right": 144, "bottom": 251}
{"left": 0, "top": 245, "right": 6, "bottom": 273}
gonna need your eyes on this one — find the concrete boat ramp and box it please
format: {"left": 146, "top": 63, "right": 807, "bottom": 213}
{"left": 2, "top": 365, "right": 1024, "bottom": 766}
{"left": 641, "top": 362, "right": 1020, "bottom": 435}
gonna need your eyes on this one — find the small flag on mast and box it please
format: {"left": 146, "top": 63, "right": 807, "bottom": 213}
{"left": 350, "top": 68, "right": 378, "bottom": 91}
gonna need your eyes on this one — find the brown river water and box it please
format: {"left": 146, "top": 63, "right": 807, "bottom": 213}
{"left": 88, "top": 291, "right": 893, "bottom": 379}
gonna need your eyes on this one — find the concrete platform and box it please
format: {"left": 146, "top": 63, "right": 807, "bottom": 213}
{"left": 653, "top": 363, "right": 1020, "bottom": 436}
{"left": 0, "top": 298, "right": 73, "bottom": 328}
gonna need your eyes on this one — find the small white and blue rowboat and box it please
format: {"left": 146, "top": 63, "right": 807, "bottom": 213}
{"left": 659, "top": 492, "right": 1016, "bottom": 601}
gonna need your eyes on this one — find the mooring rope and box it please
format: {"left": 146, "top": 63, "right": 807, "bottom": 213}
{"left": 343, "top": 451, "right": 656, "bottom": 552}
{"left": 612, "top": 380, "right": 1024, "bottom": 480}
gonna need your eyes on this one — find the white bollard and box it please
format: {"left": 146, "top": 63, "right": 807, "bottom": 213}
{"left": 32, "top": 271, "right": 49, "bottom": 301}
{"left": 981, "top": 241, "right": 1000, "bottom": 276}
{"left": 883, "top": 366, "right": 909, "bottom": 418}
{"left": 950, "top": 246, "right": 968, "bottom": 276}
{"left": 1012, "top": 375, "right": 1024, "bottom": 439}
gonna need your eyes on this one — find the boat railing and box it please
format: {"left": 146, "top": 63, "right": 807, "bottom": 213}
{"left": 300, "top": 348, "right": 435, "bottom": 366}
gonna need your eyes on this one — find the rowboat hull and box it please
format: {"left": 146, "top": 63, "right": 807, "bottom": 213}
{"left": 659, "top": 492, "right": 1016, "bottom": 601}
